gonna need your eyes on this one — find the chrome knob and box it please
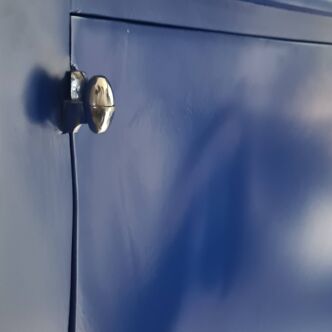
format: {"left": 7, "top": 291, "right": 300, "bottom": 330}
{"left": 62, "top": 71, "right": 116, "bottom": 134}
{"left": 86, "top": 76, "right": 115, "bottom": 134}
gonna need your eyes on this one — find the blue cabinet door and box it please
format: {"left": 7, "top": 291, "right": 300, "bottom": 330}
{"left": 0, "top": 1, "right": 72, "bottom": 331}
{"left": 72, "top": 15, "right": 332, "bottom": 332}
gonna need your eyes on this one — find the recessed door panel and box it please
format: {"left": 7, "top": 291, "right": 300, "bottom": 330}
{"left": 72, "top": 16, "right": 332, "bottom": 332}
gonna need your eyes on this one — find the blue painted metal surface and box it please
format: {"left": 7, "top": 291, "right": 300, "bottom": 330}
{"left": 71, "top": 0, "right": 332, "bottom": 43}
{"left": 244, "top": 0, "right": 332, "bottom": 15}
{"left": 72, "top": 16, "right": 332, "bottom": 332}
{"left": 0, "top": 1, "right": 72, "bottom": 331}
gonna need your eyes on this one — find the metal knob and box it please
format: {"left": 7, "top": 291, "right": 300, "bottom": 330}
{"left": 86, "top": 76, "right": 115, "bottom": 134}
{"left": 63, "top": 70, "right": 116, "bottom": 134}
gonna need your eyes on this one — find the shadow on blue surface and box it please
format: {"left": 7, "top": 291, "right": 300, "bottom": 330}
{"left": 24, "top": 67, "right": 68, "bottom": 131}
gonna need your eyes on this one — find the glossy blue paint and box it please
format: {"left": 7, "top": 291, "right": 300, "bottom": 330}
{"left": 244, "top": 0, "right": 332, "bottom": 15}
{"left": 71, "top": 0, "right": 332, "bottom": 43}
{"left": 72, "top": 16, "right": 332, "bottom": 332}
{"left": 0, "top": 1, "right": 72, "bottom": 331}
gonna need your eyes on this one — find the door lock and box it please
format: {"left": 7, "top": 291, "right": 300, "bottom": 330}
{"left": 62, "top": 70, "right": 115, "bottom": 134}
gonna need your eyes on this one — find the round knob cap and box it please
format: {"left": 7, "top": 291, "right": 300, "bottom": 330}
{"left": 87, "top": 76, "right": 115, "bottom": 134}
